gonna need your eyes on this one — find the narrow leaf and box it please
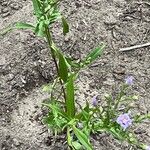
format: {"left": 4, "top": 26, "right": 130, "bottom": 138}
{"left": 42, "top": 103, "right": 69, "bottom": 121}
{"left": 72, "top": 141, "right": 82, "bottom": 150}
{"left": 35, "top": 21, "right": 46, "bottom": 37}
{"left": 58, "top": 52, "right": 68, "bottom": 83}
{"left": 31, "top": 0, "right": 42, "bottom": 18}
{"left": 49, "top": 12, "right": 61, "bottom": 25}
{"left": 86, "top": 44, "right": 104, "bottom": 61}
{"left": 66, "top": 74, "right": 75, "bottom": 118}
{"left": 15, "top": 22, "right": 35, "bottom": 30}
{"left": 72, "top": 126, "right": 93, "bottom": 150}
{"left": 65, "top": 57, "right": 80, "bottom": 69}
{"left": 0, "top": 22, "right": 35, "bottom": 36}
{"left": 67, "top": 128, "right": 73, "bottom": 147}
{"left": 109, "top": 127, "right": 124, "bottom": 140}
{"left": 42, "top": 83, "right": 52, "bottom": 93}
{"left": 82, "top": 44, "right": 105, "bottom": 66}
{"left": 61, "top": 16, "right": 69, "bottom": 35}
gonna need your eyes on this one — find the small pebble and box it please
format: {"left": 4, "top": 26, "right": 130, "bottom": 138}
{"left": 64, "top": 35, "right": 70, "bottom": 42}
{"left": 34, "top": 105, "right": 39, "bottom": 109}
{"left": 10, "top": 3, "right": 20, "bottom": 10}
{"left": 1, "top": 11, "right": 10, "bottom": 17}
{"left": 8, "top": 73, "right": 15, "bottom": 81}
{"left": 2, "top": 7, "right": 9, "bottom": 13}
{"left": 1, "top": 1, "right": 8, "bottom": 6}
{"left": 20, "top": 76, "right": 26, "bottom": 84}
{"left": 13, "top": 138, "right": 20, "bottom": 146}
{"left": 134, "top": 128, "right": 146, "bottom": 134}
{"left": 75, "top": 2, "right": 82, "bottom": 8}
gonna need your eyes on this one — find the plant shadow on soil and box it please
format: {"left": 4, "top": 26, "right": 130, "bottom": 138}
{"left": 0, "top": 0, "right": 150, "bottom": 149}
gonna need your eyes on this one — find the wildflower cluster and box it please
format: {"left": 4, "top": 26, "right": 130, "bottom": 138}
{"left": 90, "top": 76, "right": 150, "bottom": 150}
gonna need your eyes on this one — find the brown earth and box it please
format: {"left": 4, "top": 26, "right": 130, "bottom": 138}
{"left": 0, "top": 0, "right": 150, "bottom": 149}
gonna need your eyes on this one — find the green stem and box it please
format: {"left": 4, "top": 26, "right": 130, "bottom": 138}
{"left": 45, "top": 26, "right": 67, "bottom": 110}
{"left": 114, "top": 85, "right": 127, "bottom": 111}
{"left": 106, "top": 99, "right": 111, "bottom": 125}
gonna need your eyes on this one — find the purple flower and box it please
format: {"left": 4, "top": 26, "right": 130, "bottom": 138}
{"left": 125, "top": 76, "right": 134, "bottom": 85}
{"left": 117, "top": 113, "right": 132, "bottom": 130}
{"left": 145, "top": 146, "right": 150, "bottom": 150}
{"left": 92, "top": 95, "right": 98, "bottom": 107}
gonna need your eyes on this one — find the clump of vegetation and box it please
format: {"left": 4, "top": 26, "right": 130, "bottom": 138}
{"left": 1, "top": 0, "right": 150, "bottom": 149}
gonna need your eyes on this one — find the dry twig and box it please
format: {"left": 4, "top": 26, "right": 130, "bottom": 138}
{"left": 119, "top": 42, "right": 150, "bottom": 52}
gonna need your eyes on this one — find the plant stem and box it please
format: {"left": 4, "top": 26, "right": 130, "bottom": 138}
{"left": 114, "top": 85, "right": 126, "bottom": 111}
{"left": 45, "top": 27, "right": 67, "bottom": 109}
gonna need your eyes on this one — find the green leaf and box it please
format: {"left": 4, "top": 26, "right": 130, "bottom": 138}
{"left": 128, "top": 133, "right": 138, "bottom": 144}
{"left": 84, "top": 101, "right": 90, "bottom": 113}
{"left": 72, "top": 141, "right": 82, "bottom": 150}
{"left": 51, "top": 43, "right": 71, "bottom": 75}
{"left": 31, "top": 0, "right": 42, "bottom": 18}
{"left": 42, "top": 103, "right": 70, "bottom": 121}
{"left": 67, "top": 118, "right": 76, "bottom": 126}
{"left": 66, "top": 74, "right": 75, "bottom": 118}
{"left": 0, "top": 22, "right": 35, "bottom": 36}
{"left": 42, "top": 83, "right": 52, "bottom": 93}
{"left": 49, "top": 12, "right": 61, "bottom": 25}
{"left": 50, "top": 0, "right": 61, "bottom": 8}
{"left": 134, "top": 113, "right": 150, "bottom": 123}
{"left": 65, "top": 57, "right": 80, "bottom": 69}
{"left": 42, "top": 78, "right": 58, "bottom": 93}
{"left": 109, "top": 127, "right": 124, "bottom": 140}
{"left": 82, "top": 44, "right": 105, "bottom": 67}
{"left": 43, "top": 107, "right": 68, "bottom": 135}
{"left": 58, "top": 52, "right": 68, "bottom": 83}
{"left": 15, "top": 22, "right": 35, "bottom": 30}
{"left": 61, "top": 16, "right": 69, "bottom": 35}
{"left": 45, "top": 6, "right": 61, "bottom": 25}
{"left": 67, "top": 128, "right": 73, "bottom": 147}
{"left": 35, "top": 21, "right": 46, "bottom": 37}
{"left": 67, "top": 128, "right": 83, "bottom": 150}
{"left": 43, "top": 112, "right": 55, "bottom": 127}
{"left": 72, "top": 125, "right": 93, "bottom": 150}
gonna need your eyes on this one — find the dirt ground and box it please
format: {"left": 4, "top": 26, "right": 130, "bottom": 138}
{"left": 0, "top": 0, "right": 150, "bottom": 149}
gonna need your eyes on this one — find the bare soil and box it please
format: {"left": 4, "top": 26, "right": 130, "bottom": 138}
{"left": 0, "top": 0, "right": 150, "bottom": 149}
